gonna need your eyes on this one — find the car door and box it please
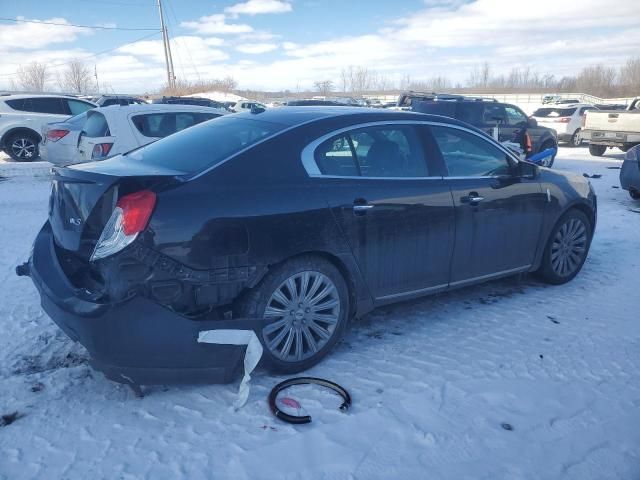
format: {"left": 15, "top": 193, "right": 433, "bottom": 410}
{"left": 502, "top": 104, "right": 531, "bottom": 149}
{"left": 430, "top": 124, "right": 547, "bottom": 284}
{"left": 305, "top": 123, "right": 455, "bottom": 301}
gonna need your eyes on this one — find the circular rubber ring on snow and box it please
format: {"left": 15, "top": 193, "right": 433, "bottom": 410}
{"left": 268, "top": 377, "right": 351, "bottom": 424}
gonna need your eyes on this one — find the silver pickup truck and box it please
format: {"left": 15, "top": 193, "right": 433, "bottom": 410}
{"left": 582, "top": 97, "right": 640, "bottom": 156}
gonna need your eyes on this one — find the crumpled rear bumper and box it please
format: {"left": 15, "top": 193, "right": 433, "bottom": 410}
{"left": 24, "top": 222, "right": 262, "bottom": 386}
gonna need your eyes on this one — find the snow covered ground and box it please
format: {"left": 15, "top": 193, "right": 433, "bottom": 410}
{"left": 0, "top": 147, "right": 639, "bottom": 480}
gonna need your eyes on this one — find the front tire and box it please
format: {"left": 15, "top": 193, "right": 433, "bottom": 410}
{"left": 535, "top": 210, "right": 592, "bottom": 285}
{"left": 588, "top": 144, "right": 606, "bottom": 157}
{"left": 630, "top": 189, "right": 640, "bottom": 200}
{"left": 236, "top": 256, "right": 349, "bottom": 373}
{"left": 6, "top": 132, "right": 39, "bottom": 161}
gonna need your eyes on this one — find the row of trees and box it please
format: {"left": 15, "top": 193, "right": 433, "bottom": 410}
{"left": 315, "top": 57, "right": 640, "bottom": 98}
{"left": 10, "top": 56, "right": 640, "bottom": 99}
{"left": 11, "top": 60, "right": 94, "bottom": 94}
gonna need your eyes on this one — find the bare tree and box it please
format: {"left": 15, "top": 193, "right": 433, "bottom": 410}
{"left": 574, "top": 64, "right": 616, "bottom": 97}
{"left": 59, "top": 59, "right": 92, "bottom": 94}
{"left": 467, "top": 62, "right": 491, "bottom": 89}
{"left": 314, "top": 80, "right": 334, "bottom": 96}
{"left": 619, "top": 57, "right": 640, "bottom": 96}
{"left": 16, "top": 62, "right": 48, "bottom": 92}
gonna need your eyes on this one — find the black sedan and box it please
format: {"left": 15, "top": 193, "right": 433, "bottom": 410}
{"left": 19, "top": 108, "right": 597, "bottom": 387}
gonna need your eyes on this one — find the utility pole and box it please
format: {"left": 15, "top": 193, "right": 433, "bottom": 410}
{"left": 157, "top": 0, "right": 175, "bottom": 90}
{"left": 94, "top": 64, "right": 100, "bottom": 93}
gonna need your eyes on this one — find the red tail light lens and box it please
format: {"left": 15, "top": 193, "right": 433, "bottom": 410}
{"left": 91, "top": 143, "right": 114, "bottom": 159}
{"left": 91, "top": 190, "right": 156, "bottom": 261}
{"left": 117, "top": 190, "right": 157, "bottom": 235}
{"left": 558, "top": 117, "right": 570, "bottom": 123}
{"left": 47, "top": 129, "right": 70, "bottom": 142}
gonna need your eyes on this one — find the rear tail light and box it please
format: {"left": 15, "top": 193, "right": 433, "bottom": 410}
{"left": 47, "top": 129, "right": 70, "bottom": 142}
{"left": 91, "top": 143, "right": 113, "bottom": 159}
{"left": 581, "top": 115, "right": 586, "bottom": 128}
{"left": 558, "top": 117, "right": 570, "bottom": 123}
{"left": 90, "top": 190, "right": 156, "bottom": 261}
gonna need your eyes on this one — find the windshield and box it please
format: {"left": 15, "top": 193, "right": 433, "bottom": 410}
{"left": 126, "top": 115, "right": 287, "bottom": 174}
{"left": 533, "top": 107, "right": 577, "bottom": 117}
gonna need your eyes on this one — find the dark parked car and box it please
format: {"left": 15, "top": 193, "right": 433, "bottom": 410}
{"left": 411, "top": 96, "right": 559, "bottom": 166}
{"left": 93, "top": 95, "right": 146, "bottom": 107}
{"left": 19, "top": 108, "right": 596, "bottom": 388}
{"left": 620, "top": 144, "right": 640, "bottom": 199}
{"left": 152, "top": 95, "right": 229, "bottom": 111}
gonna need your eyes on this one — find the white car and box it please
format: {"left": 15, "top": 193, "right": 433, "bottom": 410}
{"left": 76, "top": 104, "right": 227, "bottom": 163}
{"left": 232, "top": 101, "right": 266, "bottom": 112}
{"left": 0, "top": 94, "right": 96, "bottom": 161}
{"left": 40, "top": 112, "right": 89, "bottom": 166}
{"left": 531, "top": 103, "right": 597, "bottom": 147}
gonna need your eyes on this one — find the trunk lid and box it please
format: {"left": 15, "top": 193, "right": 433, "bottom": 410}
{"left": 49, "top": 157, "right": 183, "bottom": 257}
{"left": 585, "top": 110, "right": 640, "bottom": 132}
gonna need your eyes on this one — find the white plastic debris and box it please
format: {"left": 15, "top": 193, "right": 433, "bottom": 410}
{"left": 197, "top": 329, "right": 264, "bottom": 410}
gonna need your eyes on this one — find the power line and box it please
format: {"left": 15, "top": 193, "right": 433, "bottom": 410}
{"left": 0, "top": 30, "right": 162, "bottom": 77}
{"left": 0, "top": 16, "right": 161, "bottom": 31}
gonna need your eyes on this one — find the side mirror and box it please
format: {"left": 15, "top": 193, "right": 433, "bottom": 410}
{"left": 528, "top": 117, "right": 538, "bottom": 128}
{"left": 518, "top": 160, "right": 539, "bottom": 179}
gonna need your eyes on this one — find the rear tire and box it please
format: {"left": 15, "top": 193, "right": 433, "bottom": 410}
{"left": 6, "top": 132, "right": 39, "bottom": 161}
{"left": 235, "top": 256, "right": 349, "bottom": 374}
{"left": 569, "top": 129, "right": 582, "bottom": 148}
{"left": 630, "top": 189, "right": 640, "bottom": 200}
{"left": 535, "top": 209, "right": 592, "bottom": 285}
{"left": 588, "top": 144, "right": 606, "bottom": 157}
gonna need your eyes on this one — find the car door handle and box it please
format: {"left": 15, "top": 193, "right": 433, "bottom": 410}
{"left": 461, "top": 192, "right": 485, "bottom": 205}
{"left": 353, "top": 204, "right": 374, "bottom": 212}
{"left": 353, "top": 199, "right": 374, "bottom": 215}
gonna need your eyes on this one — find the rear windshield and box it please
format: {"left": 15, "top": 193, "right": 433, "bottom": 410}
{"left": 83, "top": 112, "right": 110, "bottom": 137}
{"left": 126, "top": 115, "right": 287, "bottom": 174}
{"left": 533, "top": 108, "right": 577, "bottom": 117}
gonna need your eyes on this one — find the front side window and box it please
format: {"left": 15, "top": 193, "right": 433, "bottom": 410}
{"left": 29, "top": 97, "right": 67, "bottom": 114}
{"left": 504, "top": 106, "right": 528, "bottom": 126}
{"left": 431, "top": 126, "right": 512, "bottom": 177}
{"left": 313, "top": 125, "right": 429, "bottom": 178}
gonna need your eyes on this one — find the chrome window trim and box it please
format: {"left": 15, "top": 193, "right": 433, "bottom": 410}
{"left": 301, "top": 120, "right": 520, "bottom": 179}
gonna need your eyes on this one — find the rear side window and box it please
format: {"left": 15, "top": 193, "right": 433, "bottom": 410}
{"left": 431, "top": 126, "right": 511, "bottom": 177}
{"left": 127, "top": 116, "right": 286, "bottom": 174}
{"left": 314, "top": 125, "right": 429, "bottom": 178}
{"left": 5, "top": 97, "right": 66, "bottom": 114}
{"left": 83, "top": 112, "right": 110, "bottom": 137}
{"left": 132, "top": 112, "right": 220, "bottom": 138}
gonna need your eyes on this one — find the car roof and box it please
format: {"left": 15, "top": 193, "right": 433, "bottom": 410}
{"left": 231, "top": 106, "right": 475, "bottom": 128}
{"left": 1, "top": 93, "right": 93, "bottom": 101}
{"left": 93, "top": 103, "right": 227, "bottom": 116}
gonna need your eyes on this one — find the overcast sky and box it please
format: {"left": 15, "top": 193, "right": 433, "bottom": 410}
{"left": 1, "top": 0, "right": 638, "bottom": 93}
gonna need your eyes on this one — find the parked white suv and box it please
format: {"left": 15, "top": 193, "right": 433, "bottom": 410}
{"left": 0, "top": 94, "right": 96, "bottom": 161}
{"left": 76, "top": 103, "right": 227, "bottom": 163}
{"left": 531, "top": 103, "right": 597, "bottom": 147}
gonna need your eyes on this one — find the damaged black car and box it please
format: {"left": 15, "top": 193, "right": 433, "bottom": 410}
{"left": 18, "top": 107, "right": 597, "bottom": 387}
